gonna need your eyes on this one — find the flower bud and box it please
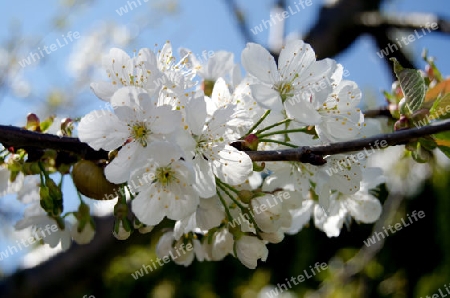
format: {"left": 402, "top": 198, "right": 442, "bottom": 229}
{"left": 39, "top": 186, "right": 53, "bottom": 210}
{"left": 46, "top": 178, "right": 62, "bottom": 201}
{"left": 210, "top": 228, "right": 234, "bottom": 261}
{"left": 244, "top": 134, "right": 259, "bottom": 151}
{"left": 60, "top": 118, "right": 73, "bottom": 136}
{"left": 260, "top": 231, "right": 285, "bottom": 243}
{"left": 8, "top": 155, "right": 23, "bottom": 172}
{"left": 394, "top": 115, "right": 410, "bottom": 131}
{"left": 172, "top": 239, "right": 195, "bottom": 266}
{"left": 234, "top": 235, "right": 268, "bottom": 269}
{"left": 26, "top": 113, "right": 40, "bottom": 131}
{"left": 133, "top": 216, "right": 154, "bottom": 234}
{"left": 250, "top": 194, "right": 283, "bottom": 233}
{"left": 156, "top": 231, "right": 175, "bottom": 259}
{"left": 22, "top": 162, "right": 41, "bottom": 175}
{"left": 71, "top": 220, "right": 95, "bottom": 244}
{"left": 113, "top": 218, "right": 132, "bottom": 240}
{"left": 114, "top": 201, "right": 129, "bottom": 218}
{"left": 238, "top": 189, "right": 253, "bottom": 204}
{"left": 138, "top": 225, "right": 154, "bottom": 234}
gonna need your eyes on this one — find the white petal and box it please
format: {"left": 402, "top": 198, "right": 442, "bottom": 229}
{"left": 110, "top": 86, "right": 146, "bottom": 108}
{"left": 196, "top": 198, "right": 225, "bottom": 230}
{"left": 324, "top": 155, "right": 363, "bottom": 195}
{"left": 185, "top": 96, "right": 207, "bottom": 136}
{"left": 208, "top": 77, "right": 231, "bottom": 114}
{"left": 147, "top": 141, "right": 185, "bottom": 165}
{"left": 132, "top": 184, "right": 167, "bottom": 225}
{"left": 90, "top": 81, "right": 118, "bottom": 101}
{"left": 213, "top": 146, "right": 253, "bottom": 185}
{"left": 235, "top": 235, "right": 268, "bottom": 269}
{"left": 137, "top": 48, "right": 157, "bottom": 65}
{"left": 241, "top": 43, "right": 280, "bottom": 85}
{"left": 316, "top": 115, "right": 360, "bottom": 142}
{"left": 287, "top": 200, "right": 314, "bottom": 234}
{"left": 205, "top": 51, "right": 235, "bottom": 79}
{"left": 285, "top": 97, "right": 322, "bottom": 125}
{"left": 205, "top": 104, "right": 236, "bottom": 139}
{"left": 346, "top": 195, "right": 382, "bottom": 223}
{"left": 278, "top": 40, "right": 315, "bottom": 81}
{"left": 193, "top": 158, "right": 216, "bottom": 198}
{"left": 321, "top": 201, "right": 347, "bottom": 237}
{"left": 250, "top": 84, "right": 283, "bottom": 111}
{"left": 149, "top": 105, "right": 182, "bottom": 135}
{"left": 104, "top": 142, "right": 141, "bottom": 183}
{"left": 158, "top": 41, "right": 173, "bottom": 70}
{"left": 77, "top": 110, "right": 128, "bottom": 151}
{"left": 211, "top": 228, "right": 234, "bottom": 261}
{"left": 296, "top": 59, "right": 338, "bottom": 106}
{"left": 165, "top": 185, "right": 199, "bottom": 221}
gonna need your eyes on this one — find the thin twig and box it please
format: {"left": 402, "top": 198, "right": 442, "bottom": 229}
{"left": 363, "top": 107, "right": 393, "bottom": 118}
{"left": 246, "top": 119, "right": 450, "bottom": 162}
{"left": 223, "top": 0, "right": 255, "bottom": 44}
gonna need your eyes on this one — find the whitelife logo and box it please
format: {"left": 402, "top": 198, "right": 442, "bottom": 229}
{"left": 266, "top": 262, "right": 328, "bottom": 297}
{"left": 376, "top": 22, "right": 439, "bottom": 58}
{"left": 131, "top": 243, "right": 193, "bottom": 279}
{"left": 18, "top": 31, "right": 80, "bottom": 68}
{"left": 227, "top": 191, "right": 291, "bottom": 229}
{"left": 0, "top": 224, "right": 59, "bottom": 261}
{"left": 325, "top": 140, "right": 388, "bottom": 176}
{"left": 363, "top": 210, "right": 425, "bottom": 247}
{"left": 250, "top": 0, "right": 313, "bottom": 35}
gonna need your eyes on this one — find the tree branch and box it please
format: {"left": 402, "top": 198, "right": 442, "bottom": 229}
{"left": 223, "top": 0, "right": 255, "bottom": 45}
{"left": 363, "top": 107, "right": 393, "bottom": 118}
{"left": 302, "top": 0, "right": 383, "bottom": 60}
{"left": 246, "top": 119, "right": 450, "bottom": 162}
{"left": 0, "top": 125, "right": 108, "bottom": 161}
{"left": 356, "top": 12, "right": 450, "bottom": 34}
{"left": 2, "top": 120, "right": 450, "bottom": 165}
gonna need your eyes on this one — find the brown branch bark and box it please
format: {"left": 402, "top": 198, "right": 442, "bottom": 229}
{"left": 2, "top": 120, "right": 450, "bottom": 165}
{"left": 363, "top": 107, "right": 393, "bottom": 118}
{"left": 0, "top": 125, "right": 108, "bottom": 161}
{"left": 247, "top": 119, "right": 450, "bottom": 162}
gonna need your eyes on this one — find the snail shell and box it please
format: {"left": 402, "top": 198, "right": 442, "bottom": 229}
{"left": 72, "top": 160, "right": 119, "bottom": 200}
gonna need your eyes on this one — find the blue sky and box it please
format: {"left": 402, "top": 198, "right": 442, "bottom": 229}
{"left": 1, "top": 0, "right": 449, "bottom": 124}
{"left": 0, "top": 0, "right": 449, "bottom": 273}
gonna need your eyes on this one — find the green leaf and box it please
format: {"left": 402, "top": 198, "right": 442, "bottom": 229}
{"left": 390, "top": 58, "right": 426, "bottom": 115}
{"left": 40, "top": 116, "right": 55, "bottom": 132}
{"left": 411, "top": 142, "right": 432, "bottom": 163}
{"left": 419, "top": 137, "right": 437, "bottom": 151}
{"left": 429, "top": 93, "right": 450, "bottom": 121}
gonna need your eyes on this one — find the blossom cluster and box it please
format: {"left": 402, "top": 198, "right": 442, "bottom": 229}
{"left": 2, "top": 40, "right": 384, "bottom": 269}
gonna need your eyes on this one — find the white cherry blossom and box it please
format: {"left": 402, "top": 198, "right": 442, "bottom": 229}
{"left": 78, "top": 86, "right": 181, "bottom": 183}
{"left": 131, "top": 141, "right": 199, "bottom": 226}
